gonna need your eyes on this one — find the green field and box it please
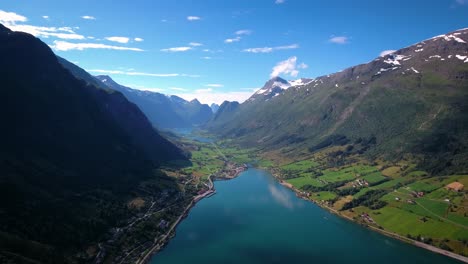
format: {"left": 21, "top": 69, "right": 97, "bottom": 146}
{"left": 417, "top": 199, "right": 449, "bottom": 217}
{"left": 372, "top": 207, "right": 468, "bottom": 240}
{"left": 221, "top": 147, "right": 256, "bottom": 164}
{"left": 286, "top": 176, "right": 325, "bottom": 189}
{"left": 257, "top": 159, "right": 274, "bottom": 168}
{"left": 319, "top": 169, "right": 356, "bottom": 183}
{"left": 373, "top": 178, "right": 406, "bottom": 189}
{"left": 406, "top": 181, "right": 443, "bottom": 192}
{"left": 353, "top": 188, "right": 373, "bottom": 199}
{"left": 312, "top": 191, "right": 337, "bottom": 201}
{"left": 362, "top": 172, "right": 387, "bottom": 184}
{"left": 349, "top": 165, "right": 379, "bottom": 176}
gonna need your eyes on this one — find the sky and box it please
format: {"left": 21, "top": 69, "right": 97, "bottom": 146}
{"left": 1, "top": 0, "right": 468, "bottom": 104}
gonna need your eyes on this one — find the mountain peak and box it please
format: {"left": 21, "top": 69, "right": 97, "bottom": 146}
{"left": 268, "top": 76, "right": 288, "bottom": 82}
{"left": 190, "top": 98, "right": 201, "bottom": 105}
{"left": 250, "top": 76, "right": 304, "bottom": 101}
{"left": 95, "top": 75, "right": 119, "bottom": 86}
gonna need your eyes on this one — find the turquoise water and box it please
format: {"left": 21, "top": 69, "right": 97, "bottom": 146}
{"left": 172, "top": 128, "right": 214, "bottom": 143}
{"left": 151, "top": 168, "right": 459, "bottom": 264}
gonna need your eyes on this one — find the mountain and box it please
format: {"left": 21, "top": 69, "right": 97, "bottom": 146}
{"left": 248, "top": 76, "right": 313, "bottom": 102}
{"left": 93, "top": 75, "right": 213, "bottom": 129}
{"left": 0, "top": 23, "right": 185, "bottom": 262}
{"left": 210, "top": 103, "right": 220, "bottom": 113}
{"left": 207, "top": 28, "right": 468, "bottom": 174}
{"left": 210, "top": 101, "right": 240, "bottom": 123}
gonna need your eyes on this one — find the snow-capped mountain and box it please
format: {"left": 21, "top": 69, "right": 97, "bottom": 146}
{"left": 250, "top": 76, "right": 314, "bottom": 101}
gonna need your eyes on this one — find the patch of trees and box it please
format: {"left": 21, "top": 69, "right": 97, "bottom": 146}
{"left": 308, "top": 134, "right": 349, "bottom": 152}
{"left": 368, "top": 178, "right": 390, "bottom": 187}
{"left": 341, "top": 189, "right": 388, "bottom": 210}
{"left": 302, "top": 181, "right": 347, "bottom": 192}
{"left": 337, "top": 187, "right": 361, "bottom": 196}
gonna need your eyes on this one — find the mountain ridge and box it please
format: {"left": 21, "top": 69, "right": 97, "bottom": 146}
{"left": 206, "top": 28, "right": 468, "bottom": 174}
{"left": 93, "top": 75, "right": 213, "bottom": 129}
{"left": 0, "top": 22, "right": 185, "bottom": 262}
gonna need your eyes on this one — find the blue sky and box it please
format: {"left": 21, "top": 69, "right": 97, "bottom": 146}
{"left": 1, "top": 0, "right": 468, "bottom": 104}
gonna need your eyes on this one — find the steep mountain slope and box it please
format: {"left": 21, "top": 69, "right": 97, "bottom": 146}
{"left": 93, "top": 75, "right": 213, "bottom": 129}
{"left": 0, "top": 23, "right": 185, "bottom": 262}
{"left": 207, "top": 28, "right": 468, "bottom": 174}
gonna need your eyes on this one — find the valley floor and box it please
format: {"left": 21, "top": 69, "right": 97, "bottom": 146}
{"left": 98, "top": 134, "right": 468, "bottom": 263}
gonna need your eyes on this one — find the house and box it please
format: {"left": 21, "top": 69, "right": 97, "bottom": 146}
{"left": 158, "top": 219, "right": 168, "bottom": 229}
{"left": 446, "top": 182, "right": 464, "bottom": 192}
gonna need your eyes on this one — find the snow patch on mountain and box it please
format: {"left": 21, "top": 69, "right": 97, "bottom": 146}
{"left": 383, "top": 54, "right": 409, "bottom": 66}
{"left": 431, "top": 33, "right": 466, "bottom": 44}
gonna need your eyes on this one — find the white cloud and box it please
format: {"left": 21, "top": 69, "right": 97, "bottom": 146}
{"left": 243, "top": 44, "right": 299, "bottom": 53}
{"left": 224, "top": 36, "right": 241, "bottom": 43}
{"left": 202, "top": 56, "right": 212, "bottom": 60}
{"left": 42, "top": 15, "right": 49, "bottom": 19}
{"left": 456, "top": 0, "right": 467, "bottom": 4}
{"left": 51, "top": 40, "right": 143, "bottom": 51}
{"left": 88, "top": 69, "right": 199, "bottom": 78}
{"left": 1, "top": 10, "right": 86, "bottom": 40}
{"left": 105, "top": 36, "right": 130, "bottom": 44}
{"left": 170, "top": 87, "right": 188, "bottom": 91}
{"left": 270, "top": 56, "right": 307, "bottom": 78}
{"left": 81, "top": 15, "right": 96, "bottom": 20}
{"left": 329, "top": 36, "right": 349, "bottom": 44}
{"left": 275, "top": 0, "right": 286, "bottom": 4}
{"left": 161, "top": 46, "right": 192, "bottom": 52}
{"left": 235, "top": 29, "right": 252, "bottom": 35}
{"left": 240, "top": 87, "right": 260, "bottom": 92}
{"left": 196, "top": 88, "right": 213, "bottom": 93}
{"left": 128, "top": 85, "right": 165, "bottom": 92}
{"left": 205, "top": 84, "right": 224, "bottom": 88}
{"left": 0, "top": 10, "right": 27, "bottom": 23}
{"left": 298, "top": 62, "right": 308, "bottom": 69}
{"left": 175, "top": 90, "right": 253, "bottom": 105}
{"left": 187, "top": 16, "right": 201, "bottom": 21}
{"left": 379, "top": 50, "right": 396, "bottom": 57}
{"left": 203, "top": 48, "right": 223, "bottom": 53}
{"left": 189, "top": 42, "right": 203, "bottom": 46}
{"left": 6, "top": 24, "right": 85, "bottom": 39}
{"left": 224, "top": 30, "right": 252, "bottom": 44}
{"left": 134, "top": 37, "right": 144, "bottom": 42}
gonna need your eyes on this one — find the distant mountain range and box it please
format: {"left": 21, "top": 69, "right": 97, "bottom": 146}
{"left": 93, "top": 75, "right": 213, "bottom": 129}
{"left": 0, "top": 23, "right": 185, "bottom": 262}
{"left": 207, "top": 28, "right": 468, "bottom": 174}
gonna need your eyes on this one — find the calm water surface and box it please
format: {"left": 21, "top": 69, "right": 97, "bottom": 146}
{"left": 151, "top": 168, "right": 459, "bottom": 264}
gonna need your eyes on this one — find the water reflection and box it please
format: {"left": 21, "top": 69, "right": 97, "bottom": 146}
{"left": 268, "top": 184, "right": 294, "bottom": 209}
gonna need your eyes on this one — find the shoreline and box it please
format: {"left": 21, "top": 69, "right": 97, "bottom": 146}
{"left": 135, "top": 166, "right": 246, "bottom": 264}
{"left": 136, "top": 165, "right": 467, "bottom": 264}
{"left": 276, "top": 174, "right": 468, "bottom": 263}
